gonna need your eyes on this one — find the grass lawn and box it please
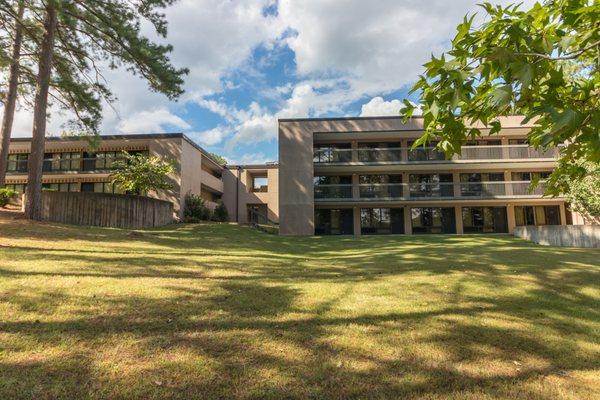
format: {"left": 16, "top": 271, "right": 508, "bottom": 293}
{"left": 0, "top": 213, "right": 599, "bottom": 400}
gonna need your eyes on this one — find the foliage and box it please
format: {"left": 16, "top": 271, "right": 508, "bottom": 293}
{"left": 183, "top": 192, "right": 211, "bottom": 222}
{"left": 401, "top": 0, "right": 600, "bottom": 187}
{"left": 0, "top": 187, "right": 16, "bottom": 207}
{"left": 212, "top": 200, "right": 229, "bottom": 222}
{"left": 547, "top": 160, "right": 600, "bottom": 218}
{"left": 209, "top": 153, "right": 227, "bottom": 166}
{"left": 110, "top": 152, "right": 174, "bottom": 195}
{"left": 0, "top": 0, "right": 189, "bottom": 134}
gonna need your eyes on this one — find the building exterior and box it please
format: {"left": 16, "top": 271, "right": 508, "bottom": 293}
{"left": 5, "top": 133, "right": 224, "bottom": 218}
{"left": 222, "top": 164, "right": 279, "bottom": 225}
{"left": 278, "top": 116, "right": 574, "bottom": 236}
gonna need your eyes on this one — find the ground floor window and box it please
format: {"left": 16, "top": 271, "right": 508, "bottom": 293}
{"left": 42, "top": 182, "right": 80, "bottom": 192}
{"left": 315, "top": 208, "right": 353, "bottom": 235}
{"left": 80, "top": 182, "right": 124, "bottom": 194}
{"left": 4, "top": 184, "right": 25, "bottom": 193}
{"left": 360, "top": 207, "right": 404, "bottom": 235}
{"left": 515, "top": 205, "right": 560, "bottom": 226}
{"left": 462, "top": 207, "right": 508, "bottom": 234}
{"left": 411, "top": 207, "right": 456, "bottom": 234}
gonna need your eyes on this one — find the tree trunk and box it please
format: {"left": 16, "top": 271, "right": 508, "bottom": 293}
{"left": 0, "top": 0, "right": 25, "bottom": 187}
{"left": 24, "top": 4, "right": 57, "bottom": 220}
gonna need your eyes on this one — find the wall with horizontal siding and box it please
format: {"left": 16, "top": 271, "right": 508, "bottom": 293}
{"left": 38, "top": 192, "right": 173, "bottom": 229}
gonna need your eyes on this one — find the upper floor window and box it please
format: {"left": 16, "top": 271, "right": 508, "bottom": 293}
{"left": 43, "top": 152, "right": 82, "bottom": 172}
{"left": 7, "top": 154, "right": 28, "bottom": 172}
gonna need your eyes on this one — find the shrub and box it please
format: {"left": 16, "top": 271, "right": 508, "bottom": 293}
{"left": 212, "top": 200, "right": 229, "bottom": 222}
{"left": 183, "top": 192, "right": 211, "bottom": 222}
{"left": 0, "top": 188, "right": 17, "bottom": 208}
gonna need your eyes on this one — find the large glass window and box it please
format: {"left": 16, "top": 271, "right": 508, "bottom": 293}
{"left": 80, "top": 181, "right": 123, "bottom": 194}
{"left": 462, "top": 207, "right": 508, "bottom": 233}
{"left": 407, "top": 140, "right": 445, "bottom": 161}
{"left": 314, "top": 175, "right": 353, "bottom": 199}
{"left": 409, "top": 174, "right": 453, "bottom": 198}
{"left": 314, "top": 208, "right": 353, "bottom": 235}
{"left": 7, "top": 154, "right": 28, "bottom": 172}
{"left": 514, "top": 205, "right": 561, "bottom": 226}
{"left": 357, "top": 142, "right": 401, "bottom": 162}
{"left": 359, "top": 175, "right": 403, "bottom": 199}
{"left": 361, "top": 208, "right": 404, "bottom": 235}
{"left": 411, "top": 207, "right": 456, "bottom": 234}
{"left": 511, "top": 171, "right": 552, "bottom": 181}
{"left": 313, "top": 143, "right": 352, "bottom": 163}
{"left": 43, "top": 152, "right": 82, "bottom": 172}
{"left": 460, "top": 173, "right": 505, "bottom": 197}
{"left": 42, "top": 182, "right": 80, "bottom": 192}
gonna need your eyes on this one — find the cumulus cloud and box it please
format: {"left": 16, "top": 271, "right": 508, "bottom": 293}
{"left": 117, "top": 108, "right": 191, "bottom": 134}
{"left": 188, "top": 127, "right": 232, "bottom": 146}
{"left": 360, "top": 97, "right": 402, "bottom": 117}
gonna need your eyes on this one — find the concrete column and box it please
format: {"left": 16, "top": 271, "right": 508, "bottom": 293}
{"left": 400, "top": 139, "right": 408, "bottom": 162}
{"left": 454, "top": 206, "right": 464, "bottom": 234}
{"left": 353, "top": 206, "right": 361, "bottom": 236}
{"left": 559, "top": 203, "right": 567, "bottom": 226}
{"left": 352, "top": 173, "right": 359, "bottom": 200}
{"left": 452, "top": 172, "right": 461, "bottom": 198}
{"left": 402, "top": 172, "right": 410, "bottom": 199}
{"left": 504, "top": 170, "right": 513, "bottom": 196}
{"left": 351, "top": 140, "right": 358, "bottom": 162}
{"left": 501, "top": 137, "right": 510, "bottom": 160}
{"left": 507, "top": 204, "right": 516, "bottom": 234}
{"left": 404, "top": 206, "right": 412, "bottom": 234}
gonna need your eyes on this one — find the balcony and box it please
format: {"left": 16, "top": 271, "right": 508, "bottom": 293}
{"left": 314, "top": 181, "right": 550, "bottom": 201}
{"left": 313, "top": 145, "right": 560, "bottom": 165}
{"left": 7, "top": 157, "right": 129, "bottom": 174}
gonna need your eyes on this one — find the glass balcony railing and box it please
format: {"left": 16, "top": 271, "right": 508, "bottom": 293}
{"left": 314, "top": 184, "right": 353, "bottom": 200}
{"left": 314, "top": 181, "right": 551, "bottom": 201}
{"left": 358, "top": 183, "right": 404, "bottom": 199}
{"left": 313, "top": 145, "right": 560, "bottom": 164}
{"left": 408, "top": 182, "right": 455, "bottom": 198}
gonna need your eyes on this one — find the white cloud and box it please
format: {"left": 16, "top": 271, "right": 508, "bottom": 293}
{"left": 188, "top": 127, "right": 232, "bottom": 146}
{"left": 360, "top": 97, "right": 402, "bottom": 117}
{"left": 117, "top": 108, "right": 191, "bottom": 134}
{"left": 227, "top": 152, "right": 274, "bottom": 165}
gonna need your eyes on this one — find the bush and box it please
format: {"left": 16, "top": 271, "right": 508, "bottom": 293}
{"left": 183, "top": 192, "right": 211, "bottom": 222}
{"left": 212, "top": 200, "right": 229, "bottom": 222}
{"left": 0, "top": 188, "right": 17, "bottom": 208}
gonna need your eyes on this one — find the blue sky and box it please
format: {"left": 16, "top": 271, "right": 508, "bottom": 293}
{"left": 5, "top": 0, "right": 533, "bottom": 164}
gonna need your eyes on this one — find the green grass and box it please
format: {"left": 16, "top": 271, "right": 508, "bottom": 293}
{"left": 0, "top": 215, "right": 598, "bottom": 399}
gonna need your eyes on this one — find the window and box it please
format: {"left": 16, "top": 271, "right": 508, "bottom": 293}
{"left": 313, "top": 143, "right": 352, "bottom": 163}
{"left": 357, "top": 142, "right": 401, "bottom": 162}
{"left": 251, "top": 175, "right": 268, "bottom": 192}
{"left": 515, "top": 205, "right": 561, "bottom": 226}
{"left": 411, "top": 207, "right": 456, "bottom": 234}
{"left": 462, "top": 207, "right": 508, "bottom": 233}
{"left": 409, "top": 174, "right": 453, "bottom": 198}
{"left": 80, "top": 182, "right": 124, "bottom": 194}
{"left": 314, "top": 208, "right": 353, "bottom": 235}
{"left": 360, "top": 208, "right": 404, "bottom": 235}
{"left": 43, "top": 152, "right": 82, "bottom": 172}
{"left": 42, "top": 182, "right": 80, "bottom": 192}
{"left": 5, "top": 184, "right": 25, "bottom": 193}
{"left": 7, "top": 154, "right": 28, "bottom": 172}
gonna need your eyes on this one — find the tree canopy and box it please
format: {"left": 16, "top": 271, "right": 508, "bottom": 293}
{"left": 110, "top": 152, "right": 174, "bottom": 195}
{"left": 401, "top": 0, "right": 599, "bottom": 187}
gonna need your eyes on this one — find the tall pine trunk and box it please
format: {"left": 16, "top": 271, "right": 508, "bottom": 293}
{"left": 24, "top": 4, "right": 57, "bottom": 220}
{"left": 0, "top": 0, "right": 25, "bottom": 187}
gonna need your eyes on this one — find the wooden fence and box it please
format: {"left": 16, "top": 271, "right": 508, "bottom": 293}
{"left": 38, "top": 191, "right": 173, "bottom": 229}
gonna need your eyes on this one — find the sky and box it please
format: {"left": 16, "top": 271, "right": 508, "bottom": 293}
{"left": 3, "top": 0, "right": 534, "bottom": 164}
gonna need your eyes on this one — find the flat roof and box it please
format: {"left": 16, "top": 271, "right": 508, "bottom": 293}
{"left": 226, "top": 163, "right": 279, "bottom": 170}
{"left": 10, "top": 132, "right": 225, "bottom": 169}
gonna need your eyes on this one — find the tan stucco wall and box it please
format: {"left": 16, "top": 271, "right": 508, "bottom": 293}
{"left": 222, "top": 166, "right": 279, "bottom": 224}
{"left": 148, "top": 137, "right": 183, "bottom": 215}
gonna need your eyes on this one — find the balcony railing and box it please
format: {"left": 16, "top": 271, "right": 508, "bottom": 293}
{"left": 314, "top": 181, "right": 549, "bottom": 201}
{"left": 313, "top": 145, "right": 560, "bottom": 164}
{"left": 358, "top": 183, "right": 404, "bottom": 199}
{"left": 7, "top": 157, "right": 129, "bottom": 174}
{"left": 314, "top": 184, "right": 353, "bottom": 199}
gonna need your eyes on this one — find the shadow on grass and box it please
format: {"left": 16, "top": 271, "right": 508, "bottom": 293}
{"left": 0, "top": 221, "right": 599, "bottom": 399}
